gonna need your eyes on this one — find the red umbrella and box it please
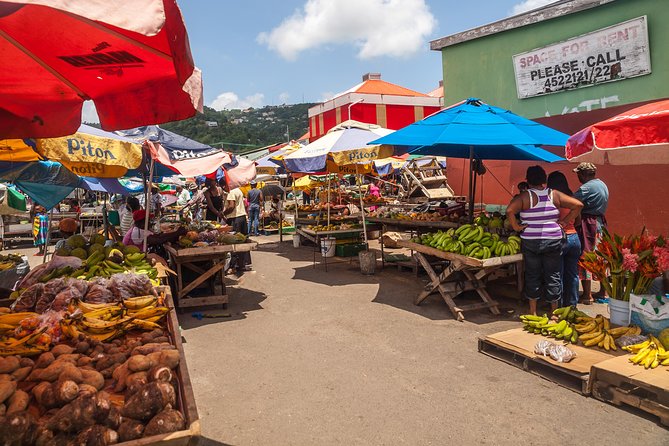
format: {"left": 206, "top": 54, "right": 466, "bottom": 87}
{"left": 0, "top": 0, "right": 202, "bottom": 138}
{"left": 566, "top": 99, "right": 669, "bottom": 165}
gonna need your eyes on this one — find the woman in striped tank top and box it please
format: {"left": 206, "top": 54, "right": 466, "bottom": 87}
{"left": 506, "top": 166, "right": 583, "bottom": 316}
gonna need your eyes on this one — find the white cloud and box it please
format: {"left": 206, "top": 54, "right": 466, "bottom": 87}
{"left": 257, "top": 0, "right": 436, "bottom": 60}
{"left": 278, "top": 92, "right": 290, "bottom": 103}
{"left": 210, "top": 92, "right": 265, "bottom": 110}
{"left": 81, "top": 100, "right": 100, "bottom": 123}
{"left": 511, "top": 0, "right": 559, "bottom": 15}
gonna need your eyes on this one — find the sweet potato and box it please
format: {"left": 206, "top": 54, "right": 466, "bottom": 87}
{"left": 78, "top": 384, "right": 98, "bottom": 396}
{"left": 0, "top": 404, "right": 5, "bottom": 416}
{"left": 11, "top": 366, "right": 32, "bottom": 382}
{"left": 127, "top": 355, "right": 152, "bottom": 372}
{"left": 77, "top": 356, "right": 94, "bottom": 367}
{"left": 112, "top": 363, "right": 130, "bottom": 392}
{"left": 53, "top": 380, "right": 79, "bottom": 406}
{"left": 118, "top": 418, "right": 144, "bottom": 442}
{"left": 125, "top": 371, "right": 148, "bottom": 395}
{"left": 75, "top": 341, "right": 91, "bottom": 354}
{"left": 35, "top": 352, "right": 55, "bottom": 369}
{"left": 80, "top": 369, "right": 105, "bottom": 391}
{"left": 151, "top": 336, "right": 170, "bottom": 344}
{"left": 57, "top": 365, "right": 83, "bottom": 384}
{"left": 121, "top": 381, "right": 176, "bottom": 421}
{"left": 0, "top": 374, "right": 11, "bottom": 382}
{"left": 103, "top": 406, "right": 121, "bottom": 430}
{"left": 131, "top": 342, "right": 172, "bottom": 356}
{"left": 29, "top": 360, "right": 71, "bottom": 382}
{"left": 47, "top": 393, "right": 111, "bottom": 433}
{"left": 75, "top": 424, "right": 118, "bottom": 446}
{"left": 19, "top": 357, "right": 34, "bottom": 368}
{"left": 100, "top": 363, "right": 120, "bottom": 379}
{"left": 95, "top": 353, "right": 127, "bottom": 372}
{"left": 157, "top": 350, "right": 180, "bottom": 369}
{"left": 6, "top": 390, "right": 29, "bottom": 415}
{"left": 0, "top": 380, "right": 17, "bottom": 404}
{"left": 54, "top": 353, "right": 80, "bottom": 364}
{"left": 32, "top": 382, "right": 50, "bottom": 404}
{"left": 143, "top": 408, "right": 185, "bottom": 437}
{"left": 50, "top": 344, "right": 75, "bottom": 357}
{"left": 148, "top": 365, "right": 172, "bottom": 383}
{"left": 0, "top": 356, "right": 20, "bottom": 374}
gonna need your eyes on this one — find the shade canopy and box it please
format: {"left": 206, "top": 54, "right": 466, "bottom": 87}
{"left": 283, "top": 121, "right": 394, "bottom": 173}
{"left": 0, "top": 160, "right": 80, "bottom": 209}
{"left": 565, "top": 99, "right": 669, "bottom": 165}
{"left": 371, "top": 98, "right": 567, "bottom": 162}
{"left": 0, "top": 0, "right": 202, "bottom": 138}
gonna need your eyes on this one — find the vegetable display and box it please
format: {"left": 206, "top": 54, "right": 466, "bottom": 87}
{"left": 411, "top": 226, "right": 520, "bottom": 259}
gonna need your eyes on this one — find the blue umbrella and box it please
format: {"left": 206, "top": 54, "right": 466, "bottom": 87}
{"left": 0, "top": 160, "right": 80, "bottom": 210}
{"left": 371, "top": 98, "right": 568, "bottom": 218}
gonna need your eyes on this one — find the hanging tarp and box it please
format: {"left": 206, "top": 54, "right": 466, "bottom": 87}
{"left": 80, "top": 177, "right": 135, "bottom": 195}
{"left": 34, "top": 124, "right": 142, "bottom": 178}
{"left": 0, "top": 161, "right": 80, "bottom": 210}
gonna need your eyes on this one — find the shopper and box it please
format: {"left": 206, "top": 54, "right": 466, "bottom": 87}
{"left": 302, "top": 188, "right": 311, "bottom": 205}
{"left": 506, "top": 166, "right": 583, "bottom": 315}
{"left": 573, "top": 162, "right": 609, "bottom": 304}
{"left": 32, "top": 205, "right": 48, "bottom": 256}
{"left": 175, "top": 185, "right": 191, "bottom": 206}
{"left": 120, "top": 196, "right": 140, "bottom": 237}
{"left": 123, "top": 210, "right": 185, "bottom": 253}
{"left": 203, "top": 178, "right": 225, "bottom": 222}
{"left": 547, "top": 171, "right": 582, "bottom": 307}
{"left": 224, "top": 181, "right": 251, "bottom": 275}
{"left": 246, "top": 181, "right": 263, "bottom": 236}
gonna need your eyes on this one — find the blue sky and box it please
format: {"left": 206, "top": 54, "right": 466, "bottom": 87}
{"left": 178, "top": 0, "right": 555, "bottom": 110}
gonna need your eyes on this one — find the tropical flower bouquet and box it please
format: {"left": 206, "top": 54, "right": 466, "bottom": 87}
{"left": 580, "top": 229, "right": 669, "bottom": 301}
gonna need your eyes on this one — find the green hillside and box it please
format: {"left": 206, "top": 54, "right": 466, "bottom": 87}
{"left": 160, "top": 103, "right": 315, "bottom": 152}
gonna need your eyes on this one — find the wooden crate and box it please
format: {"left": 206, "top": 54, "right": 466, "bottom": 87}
{"left": 478, "top": 328, "right": 623, "bottom": 396}
{"left": 590, "top": 355, "right": 669, "bottom": 427}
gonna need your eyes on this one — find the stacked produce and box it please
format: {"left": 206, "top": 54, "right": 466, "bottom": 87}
{"left": 520, "top": 306, "right": 591, "bottom": 344}
{"left": 0, "top": 253, "right": 24, "bottom": 271}
{"left": 572, "top": 314, "right": 642, "bottom": 351}
{"left": 306, "top": 223, "right": 361, "bottom": 232}
{"left": 473, "top": 212, "right": 512, "bottom": 231}
{"left": 177, "top": 224, "right": 247, "bottom": 248}
{"left": 623, "top": 335, "right": 669, "bottom": 369}
{"left": 368, "top": 210, "right": 452, "bottom": 222}
{"left": 411, "top": 225, "right": 520, "bottom": 259}
{"left": 265, "top": 220, "right": 293, "bottom": 230}
{"left": 0, "top": 329, "right": 186, "bottom": 444}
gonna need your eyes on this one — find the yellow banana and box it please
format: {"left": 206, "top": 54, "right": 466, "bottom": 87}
{"left": 130, "top": 319, "right": 162, "bottom": 330}
{"left": 579, "top": 330, "right": 603, "bottom": 342}
{"left": 609, "top": 334, "right": 617, "bottom": 351}
{"left": 583, "top": 331, "right": 606, "bottom": 347}
{"left": 623, "top": 340, "right": 650, "bottom": 352}
{"left": 643, "top": 350, "right": 656, "bottom": 369}
{"left": 123, "top": 296, "right": 157, "bottom": 310}
{"left": 603, "top": 334, "right": 611, "bottom": 351}
{"left": 76, "top": 300, "right": 114, "bottom": 314}
{"left": 0, "top": 312, "right": 38, "bottom": 326}
{"left": 630, "top": 347, "right": 652, "bottom": 364}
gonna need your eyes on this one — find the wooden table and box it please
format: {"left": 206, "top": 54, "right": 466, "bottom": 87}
{"left": 296, "top": 227, "right": 367, "bottom": 271}
{"left": 165, "top": 242, "right": 257, "bottom": 309}
{"left": 397, "top": 240, "right": 523, "bottom": 321}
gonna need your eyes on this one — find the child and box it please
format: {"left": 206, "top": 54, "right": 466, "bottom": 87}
{"left": 32, "top": 205, "right": 48, "bottom": 256}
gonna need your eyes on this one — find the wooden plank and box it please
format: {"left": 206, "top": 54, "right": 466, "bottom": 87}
{"left": 365, "top": 217, "right": 459, "bottom": 230}
{"left": 397, "top": 240, "right": 522, "bottom": 267}
{"left": 177, "top": 295, "right": 229, "bottom": 308}
{"left": 166, "top": 242, "right": 258, "bottom": 259}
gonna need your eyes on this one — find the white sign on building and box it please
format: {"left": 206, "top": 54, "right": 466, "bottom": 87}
{"left": 512, "top": 16, "right": 651, "bottom": 99}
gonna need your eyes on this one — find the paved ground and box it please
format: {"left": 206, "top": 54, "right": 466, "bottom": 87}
{"left": 8, "top": 240, "right": 668, "bottom": 445}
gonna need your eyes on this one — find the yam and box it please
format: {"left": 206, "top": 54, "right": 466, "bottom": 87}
{"left": 18, "top": 357, "right": 34, "bottom": 368}
{"left": 35, "top": 352, "right": 55, "bottom": 369}
{"left": 53, "top": 380, "right": 79, "bottom": 406}
{"left": 50, "top": 344, "right": 75, "bottom": 357}
{"left": 57, "top": 365, "right": 83, "bottom": 384}
{"left": 54, "top": 353, "right": 80, "bottom": 364}
{"left": 112, "top": 363, "right": 130, "bottom": 393}
{"left": 125, "top": 371, "right": 148, "bottom": 395}
{"left": 158, "top": 350, "right": 180, "bottom": 369}
{"left": 95, "top": 353, "right": 127, "bottom": 372}
{"left": 6, "top": 390, "right": 29, "bottom": 414}
{"left": 78, "top": 384, "right": 99, "bottom": 396}
{"left": 0, "top": 411, "right": 35, "bottom": 445}
{"left": 118, "top": 418, "right": 144, "bottom": 442}
{"left": 143, "top": 408, "right": 185, "bottom": 437}
{"left": 80, "top": 369, "right": 105, "bottom": 391}
{"left": 148, "top": 365, "right": 172, "bottom": 383}
{"left": 151, "top": 336, "right": 170, "bottom": 344}
{"left": 121, "top": 381, "right": 176, "bottom": 421}
{"left": 77, "top": 356, "right": 93, "bottom": 367}
{"left": 11, "top": 366, "right": 32, "bottom": 382}
{"left": 0, "top": 380, "right": 17, "bottom": 404}
{"left": 75, "top": 341, "right": 91, "bottom": 354}
{"left": 0, "top": 374, "right": 11, "bottom": 382}
{"left": 127, "top": 355, "right": 152, "bottom": 372}
{"left": 75, "top": 424, "right": 118, "bottom": 446}
{"left": 131, "top": 342, "right": 172, "bottom": 356}
{"left": 103, "top": 406, "right": 121, "bottom": 430}
{"left": 100, "top": 363, "right": 120, "bottom": 379}
{"left": 0, "top": 404, "right": 5, "bottom": 416}
{"left": 28, "top": 360, "right": 71, "bottom": 382}
{"left": 47, "top": 393, "right": 110, "bottom": 433}
{"left": 0, "top": 356, "right": 20, "bottom": 374}
{"left": 32, "top": 382, "right": 50, "bottom": 405}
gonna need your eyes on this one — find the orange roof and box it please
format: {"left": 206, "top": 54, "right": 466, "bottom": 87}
{"left": 351, "top": 79, "right": 430, "bottom": 97}
{"left": 427, "top": 85, "right": 443, "bottom": 98}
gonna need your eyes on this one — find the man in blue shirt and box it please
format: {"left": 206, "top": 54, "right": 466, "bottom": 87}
{"left": 573, "top": 162, "right": 609, "bottom": 304}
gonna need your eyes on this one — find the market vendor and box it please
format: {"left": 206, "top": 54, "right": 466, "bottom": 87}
{"left": 204, "top": 178, "right": 226, "bottom": 222}
{"left": 224, "top": 181, "right": 252, "bottom": 275}
{"left": 54, "top": 218, "right": 78, "bottom": 251}
{"left": 123, "top": 209, "right": 186, "bottom": 254}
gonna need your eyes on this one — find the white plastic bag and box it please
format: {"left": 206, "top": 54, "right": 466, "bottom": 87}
{"left": 630, "top": 294, "right": 669, "bottom": 336}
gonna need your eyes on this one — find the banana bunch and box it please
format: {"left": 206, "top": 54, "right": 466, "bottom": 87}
{"left": 624, "top": 335, "right": 669, "bottom": 369}
{"left": 0, "top": 313, "right": 50, "bottom": 357}
{"left": 0, "top": 261, "right": 15, "bottom": 271}
{"left": 417, "top": 225, "right": 520, "bottom": 259}
{"left": 521, "top": 314, "right": 579, "bottom": 343}
{"left": 552, "top": 305, "right": 591, "bottom": 323}
{"left": 124, "top": 253, "right": 159, "bottom": 279}
{"left": 62, "top": 296, "right": 169, "bottom": 342}
{"left": 572, "top": 314, "right": 641, "bottom": 351}
{"left": 0, "top": 253, "right": 22, "bottom": 271}
{"left": 42, "top": 251, "right": 159, "bottom": 281}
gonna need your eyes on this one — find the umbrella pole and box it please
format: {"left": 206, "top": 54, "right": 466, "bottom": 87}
{"left": 468, "top": 146, "right": 475, "bottom": 223}
{"left": 357, "top": 167, "right": 368, "bottom": 246}
{"left": 42, "top": 209, "right": 54, "bottom": 264}
{"left": 327, "top": 175, "right": 331, "bottom": 227}
{"left": 102, "top": 195, "right": 109, "bottom": 241}
{"left": 143, "top": 158, "right": 155, "bottom": 252}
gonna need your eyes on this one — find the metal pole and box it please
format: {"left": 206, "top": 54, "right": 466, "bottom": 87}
{"left": 327, "top": 175, "right": 331, "bottom": 227}
{"left": 42, "top": 209, "right": 53, "bottom": 264}
{"left": 468, "top": 146, "right": 475, "bottom": 223}
{"left": 357, "top": 166, "right": 368, "bottom": 246}
{"left": 143, "top": 158, "right": 155, "bottom": 252}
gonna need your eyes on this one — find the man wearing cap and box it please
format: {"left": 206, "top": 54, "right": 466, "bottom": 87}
{"left": 573, "top": 162, "right": 609, "bottom": 304}
{"left": 246, "top": 181, "right": 263, "bottom": 236}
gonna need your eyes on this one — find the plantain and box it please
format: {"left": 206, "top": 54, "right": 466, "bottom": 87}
{"left": 0, "top": 312, "right": 38, "bottom": 326}
{"left": 579, "top": 330, "right": 603, "bottom": 342}
{"left": 582, "top": 331, "right": 606, "bottom": 347}
{"left": 123, "top": 296, "right": 157, "bottom": 310}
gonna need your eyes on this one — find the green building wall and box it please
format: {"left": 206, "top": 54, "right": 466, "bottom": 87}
{"left": 439, "top": 0, "right": 669, "bottom": 119}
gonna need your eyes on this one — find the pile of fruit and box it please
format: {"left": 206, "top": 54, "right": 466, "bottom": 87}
{"left": 0, "top": 253, "right": 23, "bottom": 272}
{"left": 177, "top": 229, "right": 247, "bottom": 249}
{"left": 306, "top": 223, "right": 361, "bottom": 232}
{"left": 473, "top": 212, "right": 510, "bottom": 231}
{"left": 411, "top": 225, "right": 521, "bottom": 259}
{"left": 265, "top": 220, "right": 293, "bottom": 230}
{"left": 624, "top": 335, "right": 669, "bottom": 369}
{"left": 573, "top": 314, "right": 641, "bottom": 350}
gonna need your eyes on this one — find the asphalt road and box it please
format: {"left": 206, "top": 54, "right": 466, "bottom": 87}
{"left": 170, "top": 237, "right": 668, "bottom": 446}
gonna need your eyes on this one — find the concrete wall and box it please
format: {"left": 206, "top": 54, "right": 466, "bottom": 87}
{"left": 437, "top": 0, "right": 669, "bottom": 235}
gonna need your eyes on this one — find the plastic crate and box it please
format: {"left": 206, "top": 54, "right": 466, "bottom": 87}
{"left": 335, "top": 243, "right": 366, "bottom": 257}
{"left": 280, "top": 226, "right": 295, "bottom": 234}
